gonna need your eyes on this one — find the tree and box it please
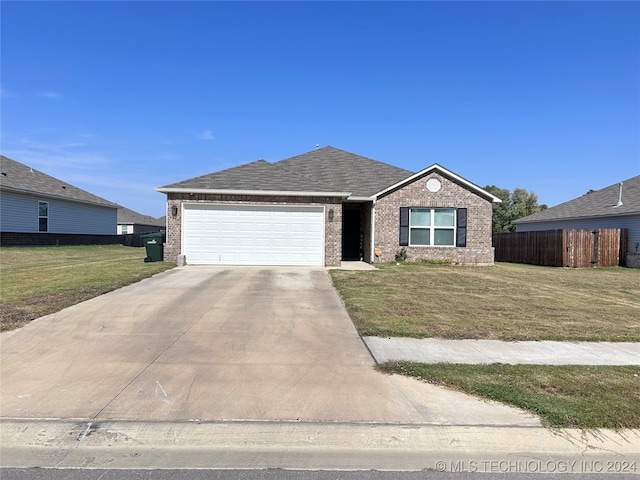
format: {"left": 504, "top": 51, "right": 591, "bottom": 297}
{"left": 484, "top": 185, "right": 547, "bottom": 232}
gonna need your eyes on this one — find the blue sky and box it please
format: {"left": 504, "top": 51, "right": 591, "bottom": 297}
{"left": 2, "top": 1, "right": 639, "bottom": 218}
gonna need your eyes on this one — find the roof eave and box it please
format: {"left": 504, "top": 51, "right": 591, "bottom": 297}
{"left": 118, "top": 222, "right": 165, "bottom": 227}
{"left": 514, "top": 210, "right": 640, "bottom": 224}
{"left": 345, "top": 196, "right": 374, "bottom": 202}
{"left": 155, "top": 187, "right": 352, "bottom": 198}
{"left": 372, "top": 164, "right": 502, "bottom": 203}
{"left": 0, "top": 186, "right": 119, "bottom": 209}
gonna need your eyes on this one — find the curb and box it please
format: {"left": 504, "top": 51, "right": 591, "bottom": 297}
{"left": 2, "top": 420, "right": 640, "bottom": 473}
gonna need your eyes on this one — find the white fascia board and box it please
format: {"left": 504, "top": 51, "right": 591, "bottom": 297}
{"left": 345, "top": 196, "right": 374, "bottom": 202}
{"left": 155, "top": 187, "right": 352, "bottom": 198}
{"left": 372, "top": 164, "right": 503, "bottom": 203}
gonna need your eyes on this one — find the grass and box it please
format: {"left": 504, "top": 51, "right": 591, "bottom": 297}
{"left": 330, "top": 262, "right": 640, "bottom": 429}
{"left": 329, "top": 262, "right": 640, "bottom": 341}
{"left": 379, "top": 362, "right": 640, "bottom": 429}
{"left": 0, "top": 245, "right": 175, "bottom": 331}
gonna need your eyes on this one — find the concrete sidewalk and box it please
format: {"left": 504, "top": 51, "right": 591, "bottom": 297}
{"left": 364, "top": 337, "right": 640, "bottom": 365}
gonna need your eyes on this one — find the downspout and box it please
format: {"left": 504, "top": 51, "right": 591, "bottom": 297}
{"left": 370, "top": 199, "right": 376, "bottom": 263}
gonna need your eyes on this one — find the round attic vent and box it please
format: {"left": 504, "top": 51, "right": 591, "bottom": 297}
{"left": 426, "top": 177, "right": 442, "bottom": 192}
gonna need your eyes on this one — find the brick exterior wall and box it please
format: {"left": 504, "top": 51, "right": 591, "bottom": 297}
{"left": 374, "top": 172, "right": 495, "bottom": 265}
{"left": 164, "top": 193, "right": 343, "bottom": 267}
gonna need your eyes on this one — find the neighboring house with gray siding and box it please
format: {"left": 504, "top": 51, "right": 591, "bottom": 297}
{"left": 157, "top": 146, "right": 501, "bottom": 267}
{"left": 513, "top": 175, "right": 640, "bottom": 261}
{"left": 117, "top": 207, "right": 165, "bottom": 234}
{"left": 0, "top": 156, "right": 119, "bottom": 241}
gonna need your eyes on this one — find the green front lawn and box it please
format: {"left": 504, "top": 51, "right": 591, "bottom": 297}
{"left": 330, "top": 262, "right": 640, "bottom": 341}
{"left": 332, "top": 262, "right": 640, "bottom": 429}
{"left": 0, "top": 245, "right": 175, "bottom": 331}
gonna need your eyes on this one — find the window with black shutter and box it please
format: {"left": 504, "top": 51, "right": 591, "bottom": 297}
{"left": 456, "top": 208, "right": 467, "bottom": 247}
{"left": 399, "top": 207, "right": 459, "bottom": 247}
{"left": 399, "top": 207, "right": 409, "bottom": 246}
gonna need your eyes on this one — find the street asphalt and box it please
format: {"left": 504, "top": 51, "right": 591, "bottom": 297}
{"left": 1, "top": 265, "right": 638, "bottom": 471}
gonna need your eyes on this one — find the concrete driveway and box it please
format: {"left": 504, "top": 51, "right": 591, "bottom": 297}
{"left": 0, "top": 267, "right": 538, "bottom": 425}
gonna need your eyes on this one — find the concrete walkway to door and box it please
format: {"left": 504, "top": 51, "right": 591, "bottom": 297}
{"left": 0, "top": 266, "right": 538, "bottom": 426}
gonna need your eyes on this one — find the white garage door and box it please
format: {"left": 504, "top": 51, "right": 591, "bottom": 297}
{"left": 183, "top": 204, "right": 325, "bottom": 266}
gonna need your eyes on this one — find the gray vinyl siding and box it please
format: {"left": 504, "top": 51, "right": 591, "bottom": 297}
{"left": 516, "top": 215, "right": 640, "bottom": 253}
{"left": 1, "top": 190, "right": 117, "bottom": 234}
{"left": 1, "top": 191, "right": 34, "bottom": 232}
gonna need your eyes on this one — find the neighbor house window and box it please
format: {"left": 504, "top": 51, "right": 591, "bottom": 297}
{"left": 400, "top": 207, "right": 467, "bottom": 247}
{"left": 121, "top": 225, "right": 129, "bottom": 234}
{"left": 38, "top": 201, "right": 49, "bottom": 232}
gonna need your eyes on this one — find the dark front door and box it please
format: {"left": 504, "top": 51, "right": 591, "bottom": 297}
{"left": 342, "top": 207, "right": 361, "bottom": 260}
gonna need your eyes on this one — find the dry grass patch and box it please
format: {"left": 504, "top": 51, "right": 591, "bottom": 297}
{"left": 379, "top": 362, "right": 640, "bottom": 429}
{"left": 330, "top": 262, "right": 640, "bottom": 341}
{"left": 0, "top": 245, "right": 174, "bottom": 331}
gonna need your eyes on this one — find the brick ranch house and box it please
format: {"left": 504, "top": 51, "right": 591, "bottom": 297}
{"left": 156, "top": 146, "right": 501, "bottom": 267}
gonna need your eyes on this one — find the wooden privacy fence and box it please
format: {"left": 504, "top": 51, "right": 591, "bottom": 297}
{"left": 492, "top": 229, "right": 628, "bottom": 268}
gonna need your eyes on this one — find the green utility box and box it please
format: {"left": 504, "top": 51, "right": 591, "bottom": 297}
{"left": 141, "top": 231, "right": 165, "bottom": 262}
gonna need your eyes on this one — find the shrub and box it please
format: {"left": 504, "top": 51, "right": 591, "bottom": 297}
{"left": 395, "top": 248, "right": 407, "bottom": 262}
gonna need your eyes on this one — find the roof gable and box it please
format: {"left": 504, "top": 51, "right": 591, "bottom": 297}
{"left": 514, "top": 175, "right": 640, "bottom": 224}
{"left": 374, "top": 163, "right": 502, "bottom": 203}
{"left": 0, "top": 155, "right": 118, "bottom": 208}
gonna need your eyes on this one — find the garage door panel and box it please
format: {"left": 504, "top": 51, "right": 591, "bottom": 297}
{"left": 271, "top": 223, "right": 288, "bottom": 233}
{"left": 254, "top": 238, "right": 271, "bottom": 247}
{"left": 183, "top": 204, "right": 324, "bottom": 266}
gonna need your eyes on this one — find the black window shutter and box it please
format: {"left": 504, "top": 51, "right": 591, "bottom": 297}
{"left": 456, "top": 208, "right": 467, "bottom": 247}
{"left": 399, "top": 207, "right": 409, "bottom": 246}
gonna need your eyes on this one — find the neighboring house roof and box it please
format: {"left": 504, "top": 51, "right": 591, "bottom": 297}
{"left": 117, "top": 207, "right": 165, "bottom": 227}
{"left": 157, "top": 146, "right": 498, "bottom": 201}
{"left": 0, "top": 155, "right": 118, "bottom": 208}
{"left": 514, "top": 175, "right": 640, "bottom": 225}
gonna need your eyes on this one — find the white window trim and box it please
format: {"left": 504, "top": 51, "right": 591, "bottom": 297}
{"left": 38, "top": 201, "right": 49, "bottom": 233}
{"left": 409, "top": 208, "right": 456, "bottom": 247}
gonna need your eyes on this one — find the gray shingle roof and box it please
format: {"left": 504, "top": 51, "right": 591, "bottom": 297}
{"left": 160, "top": 159, "right": 331, "bottom": 192}
{"left": 117, "top": 207, "right": 165, "bottom": 226}
{"left": 514, "top": 175, "right": 640, "bottom": 224}
{"left": 275, "top": 146, "right": 414, "bottom": 197}
{"left": 0, "top": 156, "right": 119, "bottom": 208}
{"left": 158, "top": 146, "right": 414, "bottom": 197}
